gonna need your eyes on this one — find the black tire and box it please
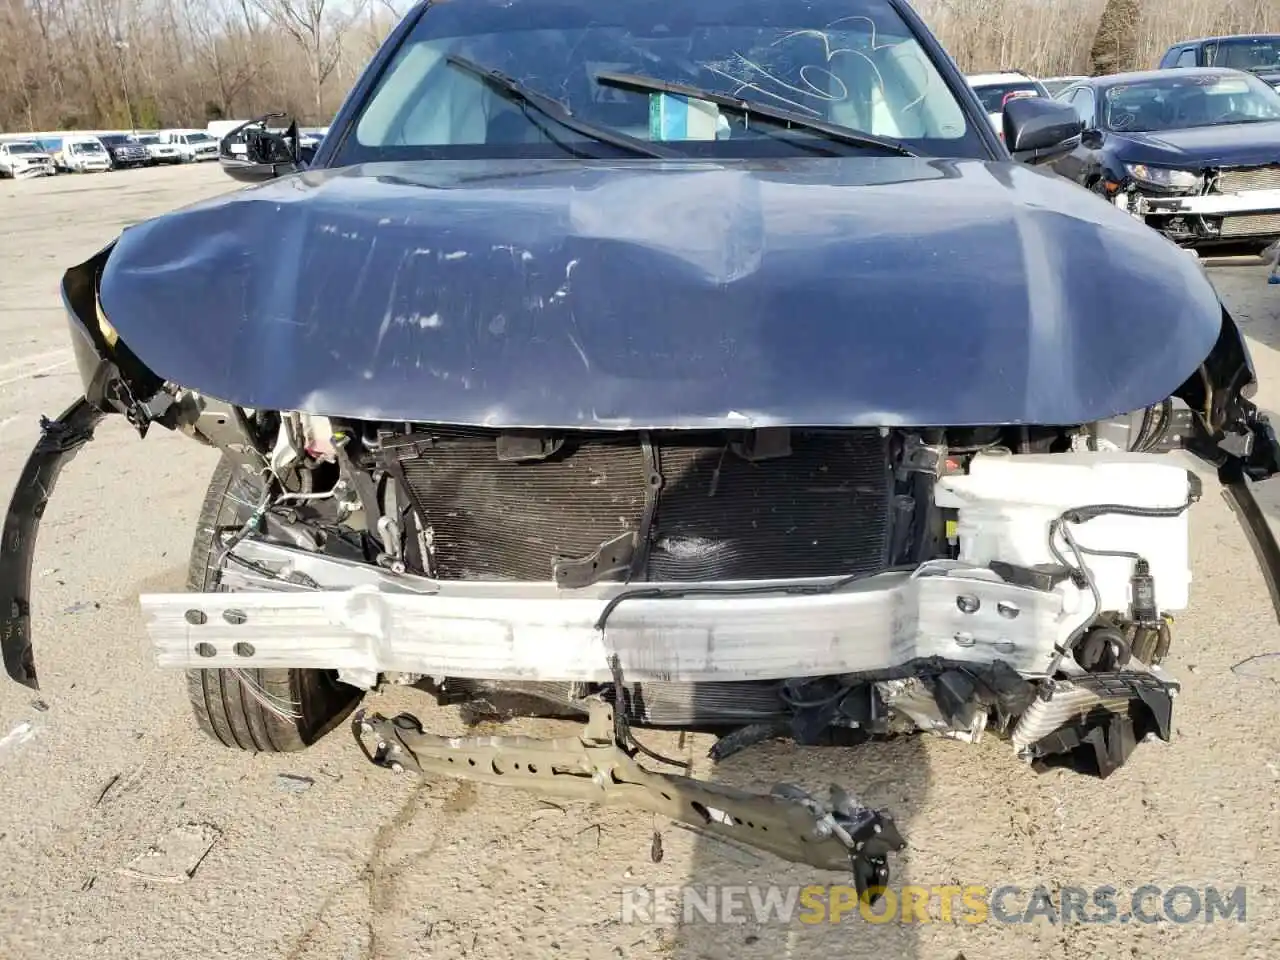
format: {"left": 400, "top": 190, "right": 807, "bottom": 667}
{"left": 185, "top": 457, "right": 360, "bottom": 751}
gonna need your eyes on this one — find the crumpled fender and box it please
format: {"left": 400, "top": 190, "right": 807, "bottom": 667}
{"left": 0, "top": 399, "right": 104, "bottom": 688}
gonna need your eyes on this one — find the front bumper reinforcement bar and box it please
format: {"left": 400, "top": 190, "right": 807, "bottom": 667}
{"left": 354, "top": 697, "right": 906, "bottom": 898}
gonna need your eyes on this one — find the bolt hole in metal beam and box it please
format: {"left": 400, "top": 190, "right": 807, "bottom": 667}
{"left": 222, "top": 609, "right": 247, "bottom": 625}
{"left": 195, "top": 642, "right": 216, "bottom": 658}
{"left": 185, "top": 609, "right": 207, "bottom": 625}
{"left": 233, "top": 642, "right": 255, "bottom": 658}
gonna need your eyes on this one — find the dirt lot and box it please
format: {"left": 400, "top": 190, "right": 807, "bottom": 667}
{"left": 1, "top": 164, "right": 1279, "bottom": 960}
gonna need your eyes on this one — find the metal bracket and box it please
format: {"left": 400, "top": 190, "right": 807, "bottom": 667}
{"left": 352, "top": 697, "right": 905, "bottom": 898}
{"left": 896, "top": 435, "right": 946, "bottom": 481}
{"left": 553, "top": 532, "right": 636, "bottom": 588}
{"left": 730, "top": 427, "right": 792, "bottom": 462}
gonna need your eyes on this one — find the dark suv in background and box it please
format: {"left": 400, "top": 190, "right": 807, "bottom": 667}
{"left": 1159, "top": 34, "right": 1280, "bottom": 89}
{"left": 97, "top": 134, "right": 150, "bottom": 169}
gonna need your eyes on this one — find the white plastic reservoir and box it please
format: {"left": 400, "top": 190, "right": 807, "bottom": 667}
{"left": 934, "top": 450, "right": 1192, "bottom": 613}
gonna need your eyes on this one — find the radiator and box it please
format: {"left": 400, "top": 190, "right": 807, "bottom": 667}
{"left": 381, "top": 428, "right": 891, "bottom": 582}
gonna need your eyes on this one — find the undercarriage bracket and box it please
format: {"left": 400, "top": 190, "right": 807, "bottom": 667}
{"left": 353, "top": 697, "right": 905, "bottom": 899}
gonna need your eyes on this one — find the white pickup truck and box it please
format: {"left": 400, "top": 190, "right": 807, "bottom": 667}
{"left": 158, "top": 130, "right": 220, "bottom": 162}
{"left": 0, "top": 140, "right": 56, "bottom": 179}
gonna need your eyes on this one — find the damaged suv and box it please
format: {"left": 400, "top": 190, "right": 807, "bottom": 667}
{"left": 5, "top": 0, "right": 1280, "bottom": 894}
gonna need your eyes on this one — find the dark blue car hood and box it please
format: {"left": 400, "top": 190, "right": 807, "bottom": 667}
{"left": 1112, "top": 121, "right": 1280, "bottom": 167}
{"left": 97, "top": 157, "right": 1223, "bottom": 429}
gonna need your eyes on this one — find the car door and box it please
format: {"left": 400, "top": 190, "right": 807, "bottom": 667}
{"left": 1049, "top": 87, "right": 1100, "bottom": 184}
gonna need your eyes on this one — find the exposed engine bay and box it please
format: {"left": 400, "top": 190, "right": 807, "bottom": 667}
{"left": 159, "top": 397, "right": 1197, "bottom": 776}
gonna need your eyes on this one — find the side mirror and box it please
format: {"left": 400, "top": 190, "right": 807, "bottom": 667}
{"left": 1002, "top": 98, "right": 1083, "bottom": 165}
{"left": 1081, "top": 128, "right": 1104, "bottom": 148}
{"left": 218, "top": 113, "right": 306, "bottom": 183}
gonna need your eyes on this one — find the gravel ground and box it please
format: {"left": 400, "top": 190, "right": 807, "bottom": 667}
{"left": 1, "top": 164, "right": 1279, "bottom": 960}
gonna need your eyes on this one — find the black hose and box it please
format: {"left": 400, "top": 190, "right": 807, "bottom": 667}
{"left": 592, "top": 564, "right": 918, "bottom": 633}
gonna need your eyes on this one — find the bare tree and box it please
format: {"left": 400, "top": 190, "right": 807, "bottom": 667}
{"left": 3, "top": 0, "right": 1280, "bottom": 134}
{"left": 249, "top": 0, "right": 368, "bottom": 120}
{"left": 1091, "top": 0, "right": 1144, "bottom": 75}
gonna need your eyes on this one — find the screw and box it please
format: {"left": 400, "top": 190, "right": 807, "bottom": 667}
{"left": 812, "top": 822, "right": 832, "bottom": 839}
{"left": 873, "top": 823, "right": 882, "bottom": 833}
{"left": 359, "top": 721, "right": 373, "bottom": 735}
{"left": 376, "top": 740, "right": 387, "bottom": 752}
{"left": 390, "top": 762, "right": 404, "bottom": 774}
{"left": 389, "top": 744, "right": 402, "bottom": 755}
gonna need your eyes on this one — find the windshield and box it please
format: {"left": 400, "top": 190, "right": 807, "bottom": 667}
{"left": 188, "top": 133, "right": 214, "bottom": 142}
{"left": 1102, "top": 73, "right": 1280, "bottom": 131}
{"left": 337, "top": 0, "right": 983, "bottom": 164}
{"left": 71, "top": 141, "right": 105, "bottom": 153}
{"left": 1041, "top": 78, "right": 1082, "bottom": 97}
{"left": 6, "top": 142, "right": 41, "bottom": 154}
{"left": 99, "top": 135, "right": 125, "bottom": 145}
{"left": 1205, "top": 36, "right": 1280, "bottom": 72}
{"left": 136, "top": 136, "right": 159, "bottom": 145}
{"left": 971, "top": 81, "right": 1044, "bottom": 113}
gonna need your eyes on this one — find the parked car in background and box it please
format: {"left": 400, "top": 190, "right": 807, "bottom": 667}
{"left": 133, "top": 134, "right": 183, "bottom": 165}
{"left": 0, "top": 140, "right": 56, "bottom": 179}
{"left": 1041, "top": 75, "right": 1088, "bottom": 97}
{"left": 54, "top": 136, "right": 112, "bottom": 173}
{"left": 1050, "top": 68, "right": 1280, "bottom": 248}
{"left": 966, "top": 70, "right": 1050, "bottom": 138}
{"left": 97, "top": 133, "right": 150, "bottom": 169}
{"left": 159, "top": 130, "right": 219, "bottom": 162}
{"left": 1160, "top": 34, "right": 1280, "bottom": 89}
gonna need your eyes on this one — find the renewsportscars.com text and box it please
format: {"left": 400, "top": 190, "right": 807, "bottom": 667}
{"left": 620, "top": 884, "right": 1247, "bottom": 925}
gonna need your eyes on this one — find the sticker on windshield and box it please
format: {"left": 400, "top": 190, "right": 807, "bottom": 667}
{"left": 649, "top": 93, "right": 721, "bottom": 141}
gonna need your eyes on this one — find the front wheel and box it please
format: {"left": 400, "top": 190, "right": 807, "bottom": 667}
{"left": 185, "top": 457, "right": 360, "bottom": 752}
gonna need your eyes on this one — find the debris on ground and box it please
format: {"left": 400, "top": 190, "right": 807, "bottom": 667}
{"left": 29, "top": 699, "right": 49, "bottom": 712}
{"left": 117, "top": 822, "right": 221, "bottom": 883}
{"left": 95, "top": 774, "right": 122, "bottom": 806}
{"left": 1231, "top": 652, "right": 1280, "bottom": 682}
{"left": 62, "top": 600, "right": 100, "bottom": 614}
{"left": 275, "top": 773, "right": 315, "bottom": 793}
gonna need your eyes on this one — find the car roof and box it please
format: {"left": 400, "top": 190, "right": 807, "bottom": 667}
{"left": 966, "top": 72, "right": 1040, "bottom": 86}
{"left": 1169, "top": 34, "right": 1280, "bottom": 46}
{"left": 1076, "top": 66, "right": 1248, "bottom": 87}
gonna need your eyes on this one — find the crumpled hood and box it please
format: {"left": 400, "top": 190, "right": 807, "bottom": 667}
{"left": 97, "top": 157, "right": 1223, "bottom": 429}
{"left": 1116, "top": 121, "right": 1280, "bottom": 168}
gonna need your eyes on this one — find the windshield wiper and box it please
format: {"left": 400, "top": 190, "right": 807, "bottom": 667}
{"left": 445, "top": 55, "right": 678, "bottom": 159}
{"left": 594, "top": 70, "right": 918, "bottom": 157}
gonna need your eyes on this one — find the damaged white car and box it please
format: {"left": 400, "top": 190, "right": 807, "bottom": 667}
{"left": 5, "top": 0, "right": 1280, "bottom": 896}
